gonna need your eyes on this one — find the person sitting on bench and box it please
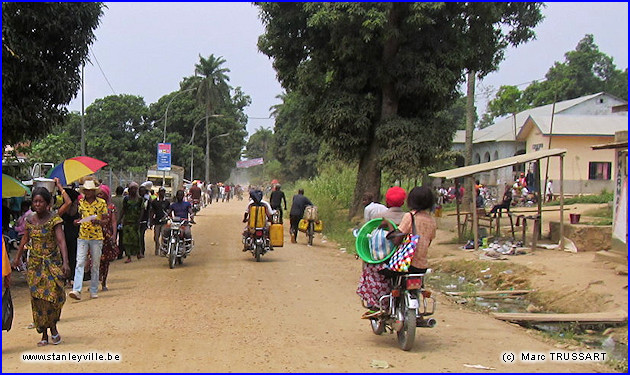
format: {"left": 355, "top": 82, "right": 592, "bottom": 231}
{"left": 489, "top": 185, "right": 512, "bottom": 216}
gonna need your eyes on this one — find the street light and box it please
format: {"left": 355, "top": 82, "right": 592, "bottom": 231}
{"left": 163, "top": 87, "right": 196, "bottom": 143}
{"left": 188, "top": 114, "right": 227, "bottom": 181}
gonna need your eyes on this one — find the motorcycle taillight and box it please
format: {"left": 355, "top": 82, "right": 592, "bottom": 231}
{"left": 391, "top": 289, "right": 400, "bottom": 297}
{"left": 255, "top": 230, "right": 263, "bottom": 237}
{"left": 406, "top": 278, "right": 423, "bottom": 290}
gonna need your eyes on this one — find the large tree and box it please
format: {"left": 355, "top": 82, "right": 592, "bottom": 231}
{"left": 257, "top": 2, "right": 543, "bottom": 216}
{"left": 2, "top": 2, "right": 103, "bottom": 146}
{"left": 482, "top": 34, "right": 628, "bottom": 122}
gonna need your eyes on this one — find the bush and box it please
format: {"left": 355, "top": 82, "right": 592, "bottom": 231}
{"left": 545, "top": 191, "right": 613, "bottom": 206}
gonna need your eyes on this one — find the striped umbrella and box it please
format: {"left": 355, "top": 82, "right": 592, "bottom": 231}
{"left": 47, "top": 156, "right": 108, "bottom": 186}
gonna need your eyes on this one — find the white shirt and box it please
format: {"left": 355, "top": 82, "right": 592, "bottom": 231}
{"left": 546, "top": 181, "right": 553, "bottom": 194}
{"left": 364, "top": 202, "right": 388, "bottom": 222}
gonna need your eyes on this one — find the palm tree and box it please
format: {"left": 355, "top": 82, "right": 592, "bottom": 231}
{"left": 186, "top": 54, "right": 231, "bottom": 182}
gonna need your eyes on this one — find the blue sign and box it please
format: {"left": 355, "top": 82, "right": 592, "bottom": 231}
{"left": 157, "top": 143, "right": 171, "bottom": 171}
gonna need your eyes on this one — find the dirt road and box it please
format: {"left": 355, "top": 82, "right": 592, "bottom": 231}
{"left": 2, "top": 199, "right": 609, "bottom": 372}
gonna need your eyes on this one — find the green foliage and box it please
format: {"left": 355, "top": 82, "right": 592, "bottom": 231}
{"left": 2, "top": 2, "right": 104, "bottom": 146}
{"left": 481, "top": 34, "right": 629, "bottom": 124}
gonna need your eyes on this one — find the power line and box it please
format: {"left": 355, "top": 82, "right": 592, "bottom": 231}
{"left": 90, "top": 49, "right": 116, "bottom": 95}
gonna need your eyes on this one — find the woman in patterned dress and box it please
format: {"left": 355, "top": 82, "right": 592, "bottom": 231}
{"left": 97, "top": 185, "right": 118, "bottom": 291}
{"left": 12, "top": 187, "right": 70, "bottom": 346}
{"left": 120, "top": 182, "right": 142, "bottom": 263}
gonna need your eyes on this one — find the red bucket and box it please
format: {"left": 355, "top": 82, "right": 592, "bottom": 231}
{"left": 569, "top": 213, "right": 581, "bottom": 224}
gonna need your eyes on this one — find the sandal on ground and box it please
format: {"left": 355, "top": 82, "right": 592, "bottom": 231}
{"left": 37, "top": 340, "right": 48, "bottom": 347}
{"left": 27, "top": 323, "right": 35, "bottom": 329}
{"left": 124, "top": 258, "right": 132, "bottom": 263}
{"left": 51, "top": 334, "right": 62, "bottom": 345}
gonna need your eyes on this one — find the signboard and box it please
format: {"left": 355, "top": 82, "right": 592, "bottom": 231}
{"left": 157, "top": 143, "right": 172, "bottom": 171}
{"left": 236, "top": 158, "right": 264, "bottom": 169}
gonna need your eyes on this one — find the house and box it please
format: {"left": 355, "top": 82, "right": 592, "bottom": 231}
{"left": 452, "top": 92, "right": 627, "bottom": 194}
{"left": 592, "top": 130, "right": 628, "bottom": 261}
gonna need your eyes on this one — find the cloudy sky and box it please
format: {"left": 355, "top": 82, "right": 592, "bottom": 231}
{"left": 68, "top": 2, "right": 628, "bottom": 135}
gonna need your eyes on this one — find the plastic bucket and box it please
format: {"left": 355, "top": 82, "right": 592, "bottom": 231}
{"left": 569, "top": 213, "right": 581, "bottom": 224}
{"left": 355, "top": 218, "right": 398, "bottom": 264}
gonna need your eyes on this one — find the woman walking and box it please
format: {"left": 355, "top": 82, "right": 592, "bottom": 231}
{"left": 120, "top": 182, "right": 142, "bottom": 263}
{"left": 96, "top": 185, "right": 118, "bottom": 291}
{"left": 12, "top": 187, "right": 70, "bottom": 346}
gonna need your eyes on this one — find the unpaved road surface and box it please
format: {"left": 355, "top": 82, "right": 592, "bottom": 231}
{"left": 2, "top": 200, "right": 609, "bottom": 372}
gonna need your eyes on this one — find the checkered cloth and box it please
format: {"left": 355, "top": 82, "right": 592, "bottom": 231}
{"left": 386, "top": 234, "right": 420, "bottom": 273}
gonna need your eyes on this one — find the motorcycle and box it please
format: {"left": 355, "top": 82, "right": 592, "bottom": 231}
{"left": 164, "top": 217, "right": 193, "bottom": 269}
{"left": 243, "top": 226, "right": 271, "bottom": 262}
{"left": 366, "top": 271, "right": 437, "bottom": 351}
{"left": 192, "top": 199, "right": 202, "bottom": 213}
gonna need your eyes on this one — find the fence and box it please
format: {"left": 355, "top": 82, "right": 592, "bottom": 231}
{"left": 92, "top": 167, "right": 147, "bottom": 189}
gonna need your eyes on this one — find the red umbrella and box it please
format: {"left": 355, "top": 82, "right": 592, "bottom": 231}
{"left": 47, "top": 156, "right": 108, "bottom": 186}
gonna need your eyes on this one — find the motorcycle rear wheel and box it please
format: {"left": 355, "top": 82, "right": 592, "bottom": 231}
{"left": 307, "top": 221, "right": 314, "bottom": 246}
{"left": 397, "top": 299, "right": 417, "bottom": 351}
{"left": 255, "top": 245, "right": 262, "bottom": 262}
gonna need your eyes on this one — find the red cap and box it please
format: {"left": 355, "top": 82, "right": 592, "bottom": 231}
{"left": 385, "top": 187, "right": 406, "bottom": 207}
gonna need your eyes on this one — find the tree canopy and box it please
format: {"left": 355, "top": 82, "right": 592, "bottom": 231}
{"left": 256, "top": 2, "right": 543, "bottom": 216}
{"left": 481, "top": 34, "right": 628, "bottom": 124}
{"left": 2, "top": 2, "right": 104, "bottom": 146}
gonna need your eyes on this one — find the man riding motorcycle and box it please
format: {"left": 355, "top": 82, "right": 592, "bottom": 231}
{"left": 161, "top": 190, "right": 194, "bottom": 255}
{"left": 187, "top": 182, "right": 203, "bottom": 224}
{"left": 242, "top": 189, "right": 274, "bottom": 252}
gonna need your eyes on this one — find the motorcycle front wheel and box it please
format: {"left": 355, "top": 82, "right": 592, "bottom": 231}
{"left": 169, "top": 243, "right": 177, "bottom": 269}
{"left": 397, "top": 298, "right": 417, "bottom": 351}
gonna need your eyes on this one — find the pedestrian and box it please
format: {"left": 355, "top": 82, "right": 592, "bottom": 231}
{"left": 150, "top": 187, "right": 170, "bottom": 255}
{"left": 96, "top": 185, "right": 118, "bottom": 291}
{"left": 138, "top": 185, "right": 150, "bottom": 258}
{"left": 60, "top": 188, "right": 80, "bottom": 284}
{"left": 212, "top": 184, "right": 219, "bottom": 203}
{"left": 378, "top": 186, "right": 407, "bottom": 225}
{"left": 224, "top": 184, "right": 231, "bottom": 202}
{"left": 111, "top": 186, "right": 125, "bottom": 259}
{"left": 269, "top": 184, "right": 287, "bottom": 223}
{"left": 69, "top": 178, "right": 107, "bottom": 300}
{"left": 12, "top": 187, "right": 70, "bottom": 346}
{"left": 120, "top": 182, "right": 143, "bottom": 263}
{"left": 289, "top": 189, "right": 313, "bottom": 243}
{"left": 362, "top": 192, "right": 387, "bottom": 223}
{"left": 546, "top": 179, "right": 554, "bottom": 202}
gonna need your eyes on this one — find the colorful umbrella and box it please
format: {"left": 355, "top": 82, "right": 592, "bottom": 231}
{"left": 2, "top": 174, "right": 31, "bottom": 198}
{"left": 47, "top": 156, "right": 108, "bottom": 186}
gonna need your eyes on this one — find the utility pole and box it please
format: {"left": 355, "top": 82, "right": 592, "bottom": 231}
{"left": 465, "top": 70, "right": 477, "bottom": 249}
{"left": 81, "top": 64, "right": 86, "bottom": 156}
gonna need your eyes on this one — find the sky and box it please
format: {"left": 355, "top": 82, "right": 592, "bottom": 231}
{"left": 67, "top": 2, "right": 629, "bottom": 135}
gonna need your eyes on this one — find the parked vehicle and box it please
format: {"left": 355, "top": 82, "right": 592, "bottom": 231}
{"left": 146, "top": 165, "right": 185, "bottom": 199}
{"left": 165, "top": 217, "right": 193, "bottom": 269}
{"left": 367, "top": 271, "right": 437, "bottom": 351}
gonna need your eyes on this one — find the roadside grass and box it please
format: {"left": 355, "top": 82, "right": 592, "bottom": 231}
{"left": 582, "top": 205, "right": 613, "bottom": 225}
{"left": 545, "top": 191, "right": 613, "bottom": 206}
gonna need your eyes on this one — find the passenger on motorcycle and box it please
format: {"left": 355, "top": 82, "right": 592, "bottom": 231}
{"left": 161, "top": 190, "right": 193, "bottom": 254}
{"left": 357, "top": 186, "right": 437, "bottom": 318}
{"left": 242, "top": 189, "right": 274, "bottom": 251}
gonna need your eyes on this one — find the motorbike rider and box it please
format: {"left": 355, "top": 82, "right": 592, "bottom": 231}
{"left": 242, "top": 189, "right": 274, "bottom": 252}
{"left": 161, "top": 190, "right": 193, "bottom": 254}
{"left": 269, "top": 184, "right": 287, "bottom": 223}
{"left": 150, "top": 187, "right": 171, "bottom": 256}
{"left": 188, "top": 181, "right": 202, "bottom": 223}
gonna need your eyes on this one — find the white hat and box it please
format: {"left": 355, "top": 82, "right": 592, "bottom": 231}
{"left": 81, "top": 179, "right": 100, "bottom": 192}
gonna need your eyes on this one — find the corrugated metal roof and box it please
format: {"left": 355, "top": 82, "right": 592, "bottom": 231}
{"left": 469, "top": 92, "right": 607, "bottom": 143}
{"left": 523, "top": 115, "right": 628, "bottom": 137}
{"left": 592, "top": 141, "right": 628, "bottom": 150}
{"left": 430, "top": 148, "right": 567, "bottom": 179}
